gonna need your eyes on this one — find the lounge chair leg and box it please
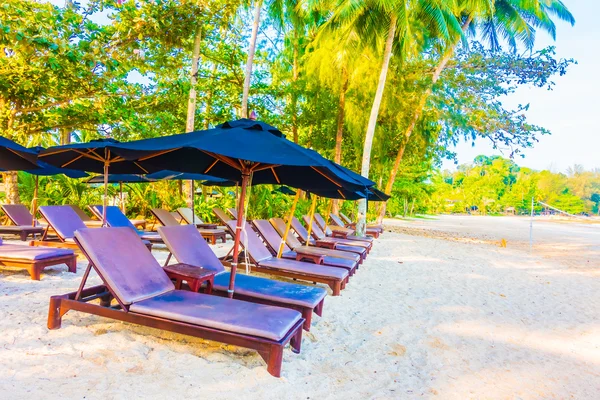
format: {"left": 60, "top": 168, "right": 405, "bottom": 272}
{"left": 290, "top": 327, "right": 303, "bottom": 354}
{"left": 66, "top": 256, "right": 77, "bottom": 274}
{"left": 47, "top": 296, "right": 65, "bottom": 329}
{"left": 27, "top": 265, "right": 41, "bottom": 281}
{"left": 301, "top": 309, "right": 312, "bottom": 331}
{"left": 314, "top": 300, "right": 324, "bottom": 317}
{"left": 332, "top": 281, "right": 341, "bottom": 296}
{"left": 265, "top": 346, "right": 284, "bottom": 378}
{"left": 99, "top": 293, "right": 112, "bottom": 308}
{"left": 20, "top": 231, "right": 27, "bottom": 241}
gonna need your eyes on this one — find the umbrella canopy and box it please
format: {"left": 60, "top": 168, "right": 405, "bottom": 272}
{"left": 310, "top": 187, "right": 390, "bottom": 201}
{"left": 114, "top": 119, "right": 374, "bottom": 192}
{"left": 272, "top": 186, "right": 296, "bottom": 196}
{"left": 38, "top": 138, "right": 151, "bottom": 174}
{"left": 18, "top": 161, "right": 89, "bottom": 179}
{"left": 146, "top": 170, "right": 232, "bottom": 185}
{"left": 0, "top": 136, "right": 39, "bottom": 170}
{"left": 87, "top": 174, "right": 153, "bottom": 184}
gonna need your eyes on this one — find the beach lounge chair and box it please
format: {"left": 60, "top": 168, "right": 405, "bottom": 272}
{"left": 86, "top": 205, "right": 147, "bottom": 229}
{"left": 68, "top": 205, "right": 103, "bottom": 228}
{"left": 90, "top": 205, "right": 163, "bottom": 244}
{"left": 0, "top": 204, "right": 46, "bottom": 240}
{"left": 224, "top": 220, "right": 348, "bottom": 296}
{"left": 151, "top": 208, "right": 226, "bottom": 245}
{"left": 213, "top": 207, "right": 233, "bottom": 225}
{"left": 0, "top": 237, "right": 76, "bottom": 280}
{"left": 252, "top": 219, "right": 359, "bottom": 275}
{"left": 176, "top": 207, "right": 219, "bottom": 229}
{"left": 338, "top": 212, "right": 383, "bottom": 234}
{"left": 291, "top": 217, "right": 368, "bottom": 260}
{"left": 32, "top": 205, "right": 87, "bottom": 249}
{"left": 158, "top": 225, "right": 326, "bottom": 331}
{"left": 47, "top": 227, "right": 304, "bottom": 377}
{"left": 171, "top": 212, "right": 183, "bottom": 223}
{"left": 314, "top": 213, "right": 376, "bottom": 244}
{"left": 227, "top": 207, "right": 239, "bottom": 220}
{"left": 302, "top": 214, "right": 373, "bottom": 251}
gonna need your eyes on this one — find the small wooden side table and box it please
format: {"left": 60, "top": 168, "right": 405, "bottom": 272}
{"left": 295, "top": 251, "right": 324, "bottom": 265}
{"left": 163, "top": 263, "right": 217, "bottom": 294}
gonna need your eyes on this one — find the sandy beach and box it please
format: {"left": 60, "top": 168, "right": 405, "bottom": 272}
{"left": 0, "top": 215, "right": 598, "bottom": 399}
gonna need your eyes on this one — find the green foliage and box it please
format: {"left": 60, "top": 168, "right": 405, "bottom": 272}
{"left": 424, "top": 156, "right": 600, "bottom": 216}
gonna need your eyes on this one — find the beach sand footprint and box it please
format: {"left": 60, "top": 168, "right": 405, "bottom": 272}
{"left": 388, "top": 344, "right": 407, "bottom": 356}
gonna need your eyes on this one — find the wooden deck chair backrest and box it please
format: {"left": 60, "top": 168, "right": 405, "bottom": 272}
{"left": 225, "top": 220, "right": 273, "bottom": 263}
{"left": 213, "top": 208, "right": 233, "bottom": 225}
{"left": 269, "top": 218, "right": 304, "bottom": 249}
{"left": 302, "top": 215, "right": 326, "bottom": 240}
{"left": 75, "top": 227, "right": 174, "bottom": 306}
{"left": 2, "top": 204, "right": 36, "bottom": 226}
{"left": 91, "top": 205, "right": 138, "bottom": 231}
{"left": 69, "top": 205, "right": 93, "bottom": 222}
{"left": 252, "top": 220, "right": 291, "bottom": 254}
{"left": 177, "top": 207, "right": 204, "bottom": 225}
{"left": 151, "top": 208, "right": 180, "bottom": 227}
{"left": 157, "top": 225, "right": 225, "bottom": 273}
{"left": 329, "top": 213, "right": 346, "bottom": 228}
{"left": 38, "top": 206, "right": 86, "bottom": 241}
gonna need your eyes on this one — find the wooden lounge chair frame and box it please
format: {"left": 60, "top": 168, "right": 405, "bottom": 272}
{"left": 48, "top": 236, "right": 303, "bottom": 377}
{"left": 221, "top": 221, "right": 347, "bottom": 296}
{"left": 158, "top": 225, "right": 325, "bottom": 331}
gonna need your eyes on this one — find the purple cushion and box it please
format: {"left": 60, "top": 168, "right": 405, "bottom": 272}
{"left": 2, "top": 204, "right": 36, "bottom": 226}
{"left": 0, "top": 244, "right": 74, "bottom": 260}
{"left": 257, "top": 257, "right": 348, "bottom": 280}
{"left": 129, "top": 290, "right": 301, "bottom": 341}
{"left": 157, "top": 225, "right": 225, "bottom": 273}
{"left": 74, "top": 227, "right": 174, "bottom": 305}
{"left": 225, "top": 220, "right": 273, "bottom": 263}
{"left": 213, "top": 272, "right": 326, "bottom": 309}
{"left": 252, "top": 220, "right": 291, "bottom": 253}
{"left": 0, "top": 225, "right": 44, "bottom": 233}
{"left": 38, "top": 206, "right": 86, "bottom": 240}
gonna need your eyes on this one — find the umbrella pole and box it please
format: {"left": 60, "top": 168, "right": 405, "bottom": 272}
{"left": 32, "top": 175, "right": 39, "bottom": 227}
{"left": 191, "top": 179, "right": 195, "bottom": 225}
{"left": 325, "top": 198, "right": 333, "bottom": 226}
{"left": 305, "top": 195, "right": 317, "bottom": 246}
{"left": 120, "top": 181, "right": 124, "bottom": 213}
{"left": 102, "top": 160, "right": 109, "bottom": 226}
{"left": 228, "top": 172, "right": 250, "bottom": 298}
{"left": 277, "top": 190, "right": 301, "bottom": 258}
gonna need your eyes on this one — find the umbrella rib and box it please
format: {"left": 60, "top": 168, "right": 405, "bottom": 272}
{"left": 337, "top": 189, "right": 346, "bottom": 199}
{"left": 134, "top": 162, "right": 149, "bottom": 174}
{"left": 138, "top": 148, "right": 181, "bottom": 161}
{"left": 252, "top": 163, "right": 281, "bottom": 172}
{"left": 270, "top": 167, "right": 280, "bottom": 184}
{"left": 204, "top": 159, "right": 219, "bottom": 174}
{"left": 202, "top": 151, "right": 241, "bottom": 171}
{"left": 5, "top": 147, "right": 32, "bottom": 160}
{"left": 311, "top": 167, "right": 342, "bottom": 187}
{"left": 61, "top": 154, "right": 86, "bottom": 168}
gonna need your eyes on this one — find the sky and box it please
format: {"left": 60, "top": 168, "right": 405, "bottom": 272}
{"left": 442, "top": 0, "right": 600, "bottom": 173}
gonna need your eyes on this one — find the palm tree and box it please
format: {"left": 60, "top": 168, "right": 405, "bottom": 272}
{"left": 241, "top": 0, "right": 306, "bottom": 120}
{"left": 376, "top": 0, "right": 575, "bottom": 223}
{"left": 323, "top": 0, "right": 463, "bottom": 234}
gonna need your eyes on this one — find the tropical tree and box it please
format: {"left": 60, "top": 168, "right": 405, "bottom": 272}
{"left": 321, "top": 0, "right": 463, "bottom": 234}
{"left": 378, "top": 0, "right": 575, "bottom": 223}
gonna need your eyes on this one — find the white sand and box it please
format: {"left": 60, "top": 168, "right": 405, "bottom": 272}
{"left": 0, "top": 215, "right": 598, "bottom": 399}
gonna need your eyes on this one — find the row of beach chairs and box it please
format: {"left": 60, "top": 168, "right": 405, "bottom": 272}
{"left": 1, "top": 203, "right": 383, "bottom": 376}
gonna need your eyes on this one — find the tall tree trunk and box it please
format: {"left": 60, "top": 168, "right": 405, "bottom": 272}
{"left": 332, "top": 67, "right": 349, "bottom": 215}
{"left": 376, "top": 16, "right": 473, "bottom": 224}
{"left": 60, "top": 128, "right": 71, "bottom": 145}
{"left": 204, "top": 63, "right": 218, "bottom": 129}
{"left": 356, "top": 15, "right": 397, "bottom": 236}
{"left": 291, "top": 39, "right": 299, "bottom": 143}
{"left": 241, "top": 0, "right": 262, "bottom": 118}
{"left": 2, "top": 171, "right": 20, "bottom": 204}
{"left": 184, "top": 28, "right": 203, "bottom": 208}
